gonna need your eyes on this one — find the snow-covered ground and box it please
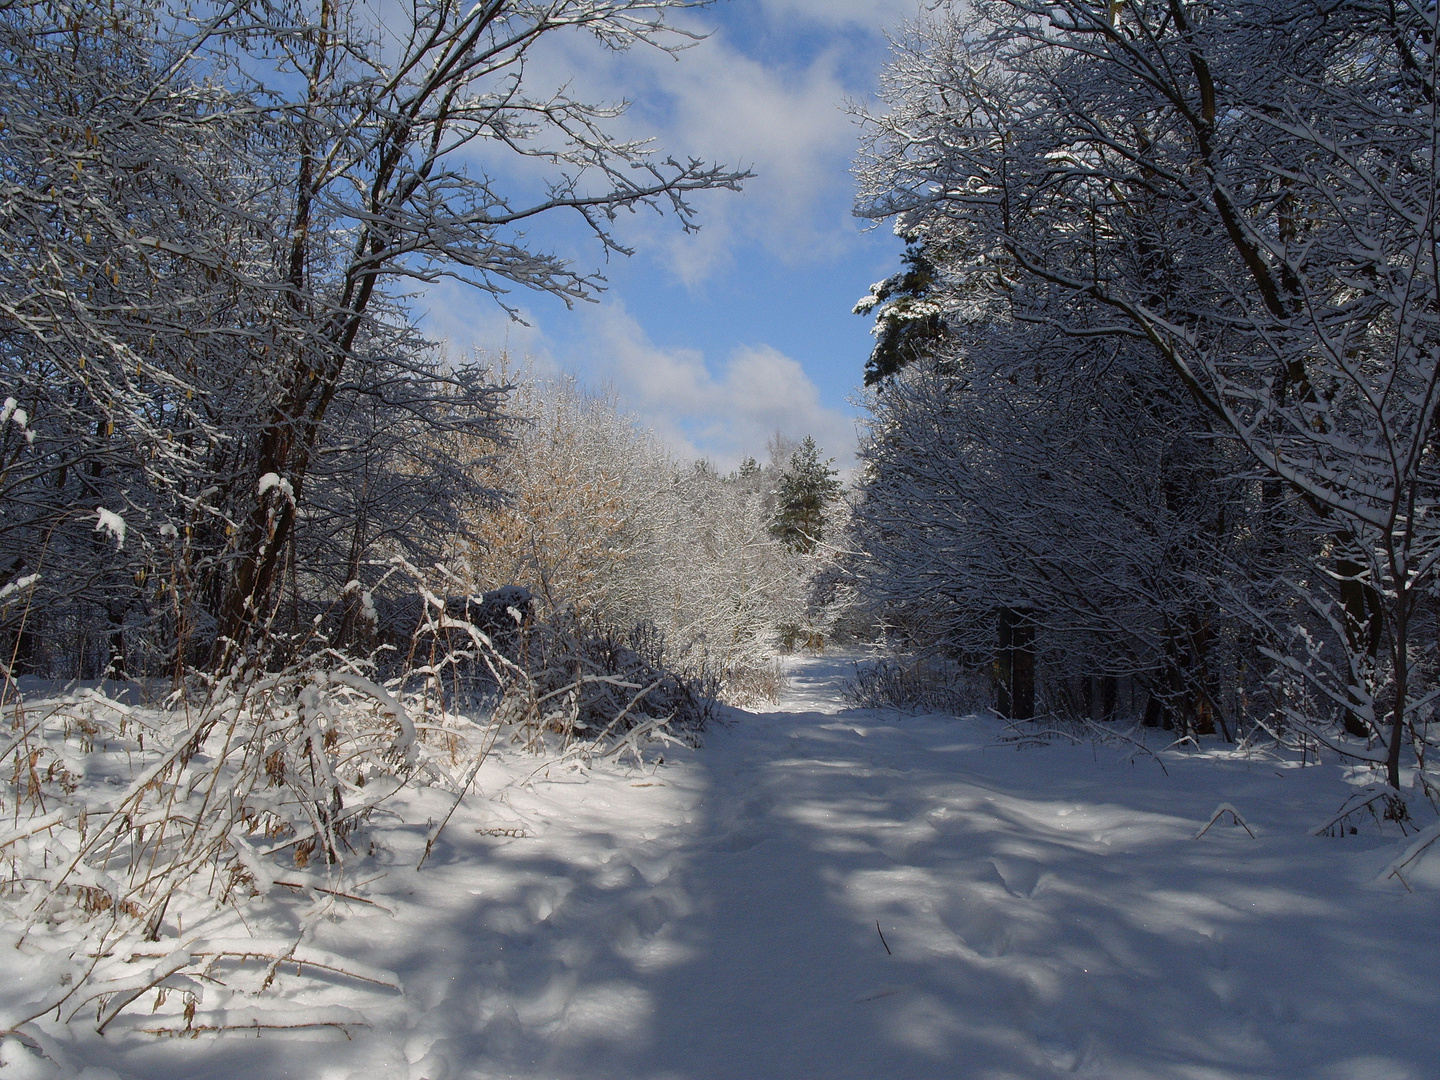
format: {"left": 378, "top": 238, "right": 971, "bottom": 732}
{"left": 8, "top": 653, "right": 1440, "bottom": 1079}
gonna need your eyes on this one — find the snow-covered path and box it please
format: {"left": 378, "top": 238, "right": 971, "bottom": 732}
{"left": 47, "top": 654, "right": 1440, "bottom": 1080}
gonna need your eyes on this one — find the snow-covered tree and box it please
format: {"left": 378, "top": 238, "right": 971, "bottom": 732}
{"left": 770, "top": 436, "right": 843, "bottom": 555}
{"left": 0, "top": 0, "right": 746, "bottom": 679}
{"left": 854, "top": 238, "right": 950, "bottom": 387}
{"left": 193, "top": 0, "right": 749, "bottom": 661}
{"left": 853, "top": 0, "right": 1440, "bottom": 787}
{"left": 460, "top": 373, "right": 812, "bottom": 701}
{"left": 846, "top": 319, "right": 1266, "bottom": 731}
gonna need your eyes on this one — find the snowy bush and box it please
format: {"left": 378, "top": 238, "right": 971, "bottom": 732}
{"left": 0, "top": 560, "right": 714, "bottom": 1039}
{"left": 842, "top": 655, "right": 989, "bottom": 716}
{"left": 458, "top": 371, "right": 825, "bottom": 705}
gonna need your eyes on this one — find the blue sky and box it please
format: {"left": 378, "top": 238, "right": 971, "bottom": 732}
{"left": 419, "top": 0, "right": 919, "bottom": 471}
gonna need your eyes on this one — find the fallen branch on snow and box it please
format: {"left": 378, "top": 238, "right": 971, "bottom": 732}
{"left": 1194, "top": 803, "right": 1255, "bottom": 840}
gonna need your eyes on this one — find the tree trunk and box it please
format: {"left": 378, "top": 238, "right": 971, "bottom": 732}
{"left": 1100, "top": 675, "right": 1117, "bottom": 721}
{"left": 995, "top": 607, "right": 1035, "bottom": 720}
{"left": 1143, "top": 691, "right": 1165, "bottom": 728}
{"left": 1385, "top": 592, "right": 1411, "bottom": 791}
{"left": 105, "top": 600, "right": 127, "bottom": 679}
{"left": 994, "top": 611, "right": 1012, "bottom": 719}
{"left": 1337, "top": 556, "right": 1384, "bottom": 738}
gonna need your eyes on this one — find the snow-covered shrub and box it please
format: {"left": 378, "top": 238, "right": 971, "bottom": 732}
{"left": 458, "top": 371, "right": 818, "bottom": 704}
{"left": 0, "top": 561, "right": 711, "bottom": 1038}
{"left": 842, "top": 655, "right": 988, "bottom": 716}
{"left": 0, "top": 658, "right": 437, "bottom": 1035}
{"left": 495, "top": 614, "right": 719, "bottom": 752}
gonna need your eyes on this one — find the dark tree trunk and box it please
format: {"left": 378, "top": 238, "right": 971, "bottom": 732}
{"left": 1143, "top": 692, "right": 1166, "bottom": 728}
{"left": 995, "top": 607, "right": 1035, "bottom": 720}
{"left": 1337, "top": 556, "right": 1384, "bottom": 738}
{"left": 1385, "top": 591, "right": 1413, "bottom": 791}
{"left": 1100, "top": 675, "right": 1118, "bottom": 721}
{"left": 994, "top": 618, "right": 1011, "bottom": 719}
{"left": 105, "top": 600, "right": 127, "bottom": 679}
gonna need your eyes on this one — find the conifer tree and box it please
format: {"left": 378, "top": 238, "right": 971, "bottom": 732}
{"left": 853, "top": 237, "right": 949, "bottom": 387}
{"left": 770, "top": 437, "right": 842, "bottom": 554}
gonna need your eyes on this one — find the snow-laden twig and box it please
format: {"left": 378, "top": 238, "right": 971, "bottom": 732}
{"left": 1194, "top": 803, "right": 1256, "bottom": 840}
{"left": 1378, "top": 821, "right": 1440, "bottom": 890}
{"left": 1310, "top": 788, "right": 1394, "bottom": 837}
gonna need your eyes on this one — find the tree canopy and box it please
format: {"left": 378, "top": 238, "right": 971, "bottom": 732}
{"left": 847, "top": 0, "right": 1440, "bottom": 789}
{"left": 770, "top": 436, "right": 842, "bottom": 555}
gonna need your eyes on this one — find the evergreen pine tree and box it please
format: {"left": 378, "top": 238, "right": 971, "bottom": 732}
{"left": 853, "top": 236, "right": 948, "bottom": 387}
{"left": 770, "top": 437, "right": 842, "bottom": 554}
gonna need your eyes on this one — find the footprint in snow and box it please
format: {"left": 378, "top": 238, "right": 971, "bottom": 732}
{"left": 710, "top": 829, "right": 769, "bottom": 853}
{"left": 989, "top": 856, "right": 1044, "bottom": 898}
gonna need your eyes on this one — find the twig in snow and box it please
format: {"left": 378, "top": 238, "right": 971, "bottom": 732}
{"left": 1193, "top": 803, "right": 1255, "bottom": 840}
{"left": 272, "top": 879, "right": 394, "bottom": 912}
{"left": 876, "top": 922, "right": 892, "bottom": 955}
{"left": 1095, "top": 721, "right": 1171, "bottom": 777}
{"left": 1310, "top": 788, "right": 1392, "bottom": 837}
{"left": 137, "top": 1017, "right": 364, "bottom": 1038}
{"left": 417, "top": 711, "right": 503, "bottom": 870}
{"left": 1378, "top": 820, "right": 1440, "bottom": 891}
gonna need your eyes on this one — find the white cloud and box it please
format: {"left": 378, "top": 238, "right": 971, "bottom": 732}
{"left": 416, "top": 278, "right": 556, "bottom": 371}
{"left": 520, "top": 9, "right": 892, "bottom": 287}
{"left": 428, "top": 2, "right": 917, "bottom": 288}
{"left": 585, "top": 304, "right": 859, "bottom": 471}
{"left": 413, "top": 3, "right": 901, "bottom": 455}
{"left": 756, "top": 0, "right": 921, "bottom": 27}
{"left": 418, "top": 293, "right": 859, "bottom": 472}
{"left": 644, "top": 41, "right": 860, "bottom": 282}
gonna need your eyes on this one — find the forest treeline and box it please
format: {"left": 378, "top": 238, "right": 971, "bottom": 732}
{"left": 0, "top": 0, "right": 850, "bottom": 704}
{"left": 2, "top": 0, "right": 1437, "bottom": 1038}
{"left": 458, "top": 375, "right": 841, "bottom": 700}
{"left": 840, "top": 0, "right": 1440, "bottom": 792}
{"left": 0, "top": 4, "right": 858, "bottom": 1026}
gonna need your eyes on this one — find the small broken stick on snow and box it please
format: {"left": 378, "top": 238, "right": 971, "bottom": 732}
{"left": 1194, "top": 802, "right": 1255, "bottom": 840}
{"left": 855, "top": 986, "right": 903, "bottom": 1003}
